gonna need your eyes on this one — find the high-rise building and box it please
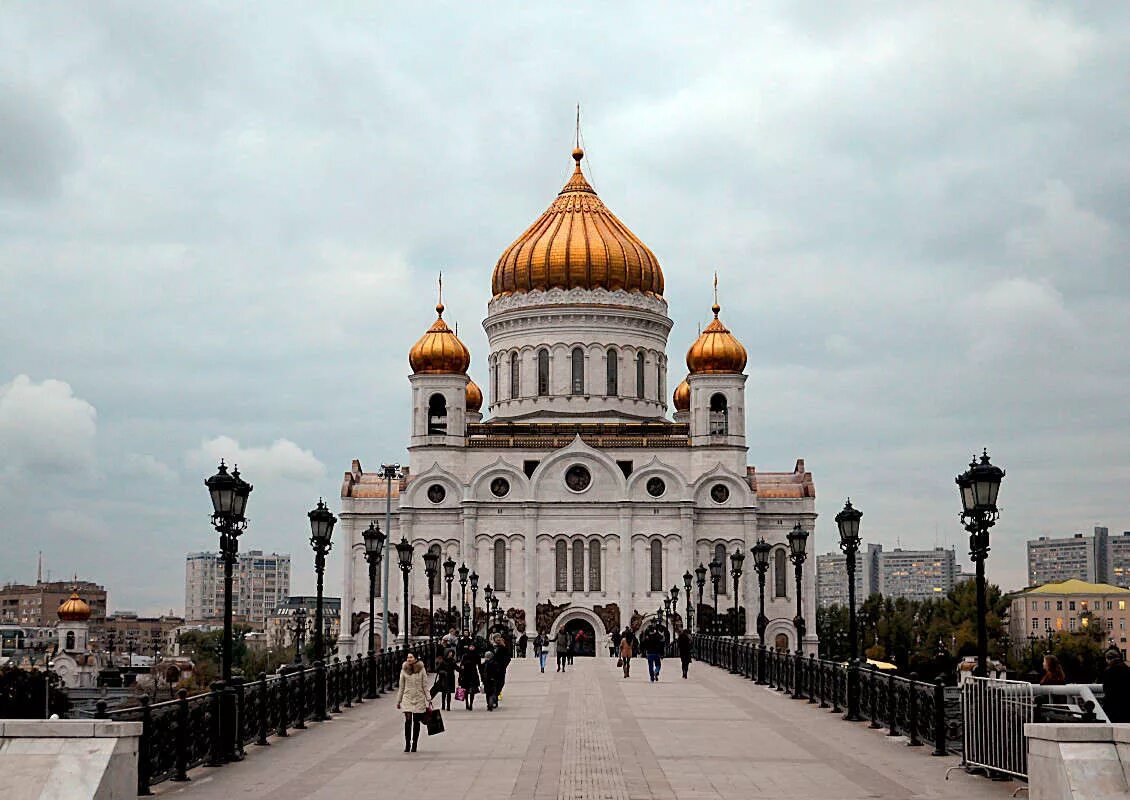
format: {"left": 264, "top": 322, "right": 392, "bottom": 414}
{"left": 1108, "top": 531, "right": 1130, "bottom": 589}
{"left": 816, "top": 552, "right": 869, "bottom": 608}
{"left": 877, "top": 547, "right": 958, "bottom": 602}
{"left": 1026, "top": 527, "right": 1117, "bottom": 586}
{"left": 184, "top": 550, "right": 291, "bottom": 628}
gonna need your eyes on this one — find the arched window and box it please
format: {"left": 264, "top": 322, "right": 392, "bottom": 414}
{"left": 555, "top": 540, "right": 568, "bottom": 591}
{"left": 589, "top": 540, "right": 602, "bottom": 591}
{"left": 636, "top": 352, "right": 645, "bottom": 398}
{"left": 429, "top": 545, "right": 442, "bottom": 595}
{"left": 427, "top": 394, "right": 447, "bottom": 435}
{"left": 509, "top": 352, "right": 520, "bottom": 400}
{"left": 714, "top": 543, "right": 728, "bottom": 595}
{"left": 571, "top": 348, "right": 584, "bottom": 395}
{"left": 656, "top": 361, "right": 663, "bottom": 399}
{"left": 606, "top": 349, "right": 618, "bottom": 396}
{"left": 709, "top": 393, "right": 728, "bottom": 435}
{"left": 774, "top": 548, "right": 788, "bottom": 598}
{"left": 492, "top": 359, "right": 499, "bottom": 403}
{"left": 650, "top": 540, "right": 663, "bottom": 591}
{"left": 572, "top": 540, "right": 585, "bottom": 591}
{"left": 65, "top": 631, "right": 75, "bottom": 650}
{"left": 537, "top": 349, "right": 550, "bottom": 396}
{"left": 493, "top": 540, "right": 506, "bottom": 591}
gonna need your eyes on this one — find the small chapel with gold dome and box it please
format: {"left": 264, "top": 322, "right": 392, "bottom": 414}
{"left": 338, "top": 146, "right": 817, "bottom": 655}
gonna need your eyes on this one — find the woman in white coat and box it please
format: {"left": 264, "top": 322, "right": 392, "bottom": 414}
{"left": 396, "top": 653, "right": 431, "bottom": 752}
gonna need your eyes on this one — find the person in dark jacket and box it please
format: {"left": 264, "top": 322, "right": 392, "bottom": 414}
{"left": 492, "top": 633, "right": 512, "bottom": 702}
{"left": 430, "top": 651, "right": 456, "bottom": 710}
{"left": 481, "top": 651, "right": 503, "bottom": 710}
{"left": 456, "top": 646, "right": 482, "bottom": 710}
{"left": 677, "top": 629, "right": 693, "bottom": 679}
{"left": 555, "top": 628, "right": 570, "bottom": 672}
{"left": 642, "top": 626, "right": 665, "bottom": 682}
{"left": 621, "top": 626, "right": 637, "bottom": 657}
{"left": 518, "top": 633, "right": 528, "bottom": 657}
{"left": 533, "top": 630, "right": 549, "bottom": 673}
{"left": 1101, "top": 647, "right": 1130, "bottom": 723}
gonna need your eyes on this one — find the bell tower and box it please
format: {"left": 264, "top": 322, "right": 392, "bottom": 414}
{"left": 684, "top": 287, "right": 748, "bottom": 447}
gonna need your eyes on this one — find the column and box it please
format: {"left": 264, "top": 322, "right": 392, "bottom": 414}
{"left": 681, "top": 507, "right": 695, "bottom": 629}
{"left": 743, "top": 510, "right": 757, "bottom": 637}
{"left": 619, "top": 510, "right": 633, "bottom": 630}
{"left": 337, "top": 515, "right": 356, "bottom": 654}
{"left": 524, "top": 508, "right": 537, "bottom": 635}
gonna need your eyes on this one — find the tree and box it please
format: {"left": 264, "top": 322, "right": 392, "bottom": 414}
{"left": 0, "top": 667, "right": 70, "bottom": 718}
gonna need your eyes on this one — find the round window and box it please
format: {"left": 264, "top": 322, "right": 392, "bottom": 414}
{"left": 710, "top": 483, "right": 730, "bottom": 504}
{"left": 490, "top": 477, "right": 510, "bottom": 498}
{"left": 427, "top": 484, "right": 446, "bottom": 504}
{"left": 646, "top": 477, "right": 666, "bottom": 497}
{"left": 564, "top": 464, "right": 592, "bottom": 493}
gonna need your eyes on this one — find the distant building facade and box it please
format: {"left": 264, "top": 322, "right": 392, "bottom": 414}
{"left": 101, "top": 611, "right": 185, "bottom": 661}
{"left": 816, "top": 551, "right": 870, "bottom": 608}
{"left": 1008, "top": 579, "right": 1130, "bottom": 659}
{"left": 184, "top": 550, "right": 291, "bottom": 628}
{"left": 265, "top": 596, "right": 341, "bottom": 655}
{"left": 1027, "top": 527, "right": 1130, "bottom": 588}
{"left": 0, "top": 580, "right": 107, "bottom": 629}
{"left": 878, "top": 547, "right": 958, "bottom": 601}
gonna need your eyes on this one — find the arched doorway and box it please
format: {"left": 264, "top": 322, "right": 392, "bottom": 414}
{"left": 774, "top": 633, "right": 790, "bottom": 652}
{"left": 562, "top": 618, "right": 596, "bottom": 657}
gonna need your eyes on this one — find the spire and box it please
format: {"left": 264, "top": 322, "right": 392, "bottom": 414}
{"left": 436, "top": 272, "right": 444, "bottom": 317}
{"left": 712, "top": 272, "right": 720, "bottom": 317}
{"left": 37, "top": 551, "right": 42, "bottom": 584}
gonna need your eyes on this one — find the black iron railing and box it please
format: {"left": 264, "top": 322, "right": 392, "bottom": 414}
{"left": 692, "top": 635, "right": 958, "bottom": 757}
{"left": 96, "top": 643, "right": 437, "bottom": 794}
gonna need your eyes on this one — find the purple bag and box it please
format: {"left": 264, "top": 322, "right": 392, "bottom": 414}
{"left": 455, "top": 687, "right": 466, "bottom": 701}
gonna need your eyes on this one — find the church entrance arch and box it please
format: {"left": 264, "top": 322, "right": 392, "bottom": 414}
{"left": 562, "top": 619, "right": 596, "bottom": 657}
{"left": 548, "top": 607, "right": 606, "bottom": 657}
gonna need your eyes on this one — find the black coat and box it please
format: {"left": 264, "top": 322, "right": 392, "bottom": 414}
{"left": 432, "top": 659, "right": 456, "bottom": 693}
{"left": 677, "top": 633, "right": 692, "bottom": 661}
{"left": 642, "top": 630, "right": 665, "bottom": 656}
{"left": 1102, "top": 661, "right": 1130, "bottom": 723}
{"left": 481, "top": 659, "right": 502, "bottom": 694}
{"left": 456, "top": 652, "right": 481, "bottom": 692}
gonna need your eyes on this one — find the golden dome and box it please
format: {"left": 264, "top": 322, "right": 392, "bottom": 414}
{"left": 466, "top": 377, "right": 483, "bottom": 412}
{"left": 491, "top": 147, "right": 664, "bottom": 299}
{"left": 58, "top": 592, "right": 91, "bottom": 622}
{"left": 409, "top": 303, "right": 471, "bottom": 375}
{"left": 672, "top": 378, "right": 690, "bottom": 411}
{"left": 686, "top": 302, "right": 747, "bottom": 374}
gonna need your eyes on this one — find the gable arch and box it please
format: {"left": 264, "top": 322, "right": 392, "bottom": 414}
{"left": 529, "top": 436, "right": 627, "bottom": 501}
{"left": 625, "top": 457, "right": 690, "bottom": 502}
{"left": 402, "top": 463, "right": 464, "bottom": 508}
{"left": 467, "top": 458, "right": 530, "bottom": 502}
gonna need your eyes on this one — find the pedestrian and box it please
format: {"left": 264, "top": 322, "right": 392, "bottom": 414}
{"left": 457, "top": 631, "right": 473, "bottom": 658}
{"left": 642, "top": 625, "right": 665, "bottom": 682}
{"left": 481, "top": 651, "right": 502, "bottom": 711}
{"left": 518, "top": 632, "right": 528, "bottom": 658}
{"left": 1040, "top": 654, "right": 1066, "bottom": 685}
{"left": 618, "top": 632, "right": 633, "bottom": 678}
{"left": 456, "top": 645, "right": 482, "bottom": 710}
{"left": 534, "top": 629, "right": 549, "bottom": 673}
{"left": 621, "top": 626, "right": 637, "bottom": 658}
{"left": 396, "top": 652, "right": 430, "bottom": 753}
{"left": 555, "top": 627, "right": 570, "bottom": 672}
{"left": 431, "top": 650, "right": 456, "bottom": 710}
{"left": 677, "top": 628, "right": 692, "bottom": 679}
{"left": 442, "top": 627, "right": 458, "bottom": 651}
{"left": 1101, "top": 647, "right": 1130, "bottom": 722}
{"left": 494, "top": 633, "right": 512, "bottom": 701}
{"left": 607, "top": 631, "right": 617, "bottom": 657}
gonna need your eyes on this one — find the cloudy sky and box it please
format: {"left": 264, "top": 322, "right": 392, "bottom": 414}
{"left": 2, "top": 2, "right": 1128, "bottom": 614}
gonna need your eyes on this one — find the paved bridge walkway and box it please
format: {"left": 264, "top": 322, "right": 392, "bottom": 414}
{"left": 154, "top": 657, "right": 1021, "bottom": 800}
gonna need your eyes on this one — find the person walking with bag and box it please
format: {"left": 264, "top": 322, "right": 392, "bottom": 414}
{"left": 431, "top": 650, "right": 456, "bottom": 710}
{"left": 533, "top": 630, "right": 549, "bottom": 673}
{"left": 555, "top": 628, "right": 570, "bottom": 672}
{"left": 455, "top": 645, "right": 482, "bottom": 710}
{"left": 618, "top": 632, "right": 634, "bottom": 678}
{"left": 677, "top": 628, "right": 693, "bottom": 679}
{"left": 396, "top": 652, "right": 430, "bottom": 752}
{"left": 481, "top": 651, "right": 502, "bottom": 711}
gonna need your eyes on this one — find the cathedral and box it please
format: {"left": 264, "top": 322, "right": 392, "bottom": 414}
{"left": 338, "top": 146, "right": 817, "bottom": 656}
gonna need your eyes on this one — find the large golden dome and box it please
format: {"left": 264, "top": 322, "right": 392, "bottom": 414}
{"left": 672, "top": 378, "right": 690, "bottom": 411}
{"left": 58, "top": 591, "right": 92, "bottom": 622}
{"left": 465, "top": 377, "right": 483, "bottom": 412}
{"left": 491, "top": 148, "right": 664, "bottom": 299}
{"left": 686, "top": 302, "right": 747, "bottom": 374}
{"left": 409, "top": 303, "right": 471, "bottom": 375}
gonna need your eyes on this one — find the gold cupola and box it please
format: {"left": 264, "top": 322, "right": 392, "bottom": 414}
{"left": 491, "top": 147, "right": 664, "bottom": 299}
{"left": 465, "top": 377, "right": 483, "bottom": 412}
{"left": 686, "top": 301, "right": 747, "bottom": 375}
{"left": 58, "top": 591, "right": 92, "bottom": 622}
{"left": 409, "top": 302, "right": 471, "bottom": 375}
{"left": 672, "top": 378, "right": 691, "bottom": 411}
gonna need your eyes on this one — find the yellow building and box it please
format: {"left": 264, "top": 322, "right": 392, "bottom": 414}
{"left": 1009, "top": 579, "right": 1130, "bottom": 658}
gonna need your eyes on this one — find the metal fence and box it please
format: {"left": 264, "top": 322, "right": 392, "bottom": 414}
{"left": 97, "top": 643, "right": 437, "bottom": 794}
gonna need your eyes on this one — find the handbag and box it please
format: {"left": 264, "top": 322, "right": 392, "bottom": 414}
{"left": 424, "top": 708, "right": 445, "bottom": 735}
{"left": 616, "top": 657, "right": 623, "bottom": 668}
{"left": 455, "top": 686, "right": 466, "bottom": 701}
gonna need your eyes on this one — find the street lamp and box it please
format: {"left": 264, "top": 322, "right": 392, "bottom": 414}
{"left": 669, "top": 585, "right": 680, "bottom": 634}
{"left": 308, "top": 498, "right": 336, "bottom": 722}
{"left": 469, "top": 571, "right": 479, "bottom": 635}
{"left": 361, "top": 521, "right": 384, "bottom": 698}
{"left": 682, "top": 571, "right": 693, "bottom": 634}
{"left": 695, "top": 563, "right": 707, "bottom": 632}
{"left": 729, "top": 548, "right": 745, "bottom": 672}
{"left": 956, "top": 450, "right": 1005, "bottom": 678}
{"left": 787, "top": 522, "right": 809, "bottom": 699}
{"left": 458, "top": 563, "right": 469, "bottom": 635}
{"left": 484, "top": 585, "right": 494, "bottom": 632}
{"left": 378, "top": 464, "right": 401, "bottom": 662}
{"left": 835, "top": 498, "right": 863, "bottom": 720}
{"left": 395, "top": 537, "right": 414, "bottom": 649}
{"left": 423, "top": 549, "right": 440, "bottom": 657}
{"left": 708, "top": 558, "right": 723, "bottom": 632}
{"left": 490, "top": 595, "right": 500, "bottom": 630}
{"left": 204, "top": 461, "right": 252, "bottom": 763}
{"left": 290, "top": 605, "right": 308, "bottom": 663}
{"left": 443, "top": 557, "right": 456, "bottom": 633}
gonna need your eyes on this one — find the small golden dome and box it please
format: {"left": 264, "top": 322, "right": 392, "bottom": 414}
{"left": 491, "top": 147, "right": 664, "bottom": 299}
{"left": 466, "top": 377, "right": 483, "bottom": 412}
{"left": 672, "top": 378, "right": 690, "bottom": 411}
{"left": 58, "top": 592, "right": 92, "bottom": 622}
{"left": 409, "top": 303, "right": 471, "bottom": 375}
{"left": 686, "top": 302, "right": 747, "bottom": 374}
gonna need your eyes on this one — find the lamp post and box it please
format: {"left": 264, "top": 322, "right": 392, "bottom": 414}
{"left": 787, "top": 522, "right": 809, "bottom": 699}
{"left": 695, "top": 563, "right": 706, "bottom": 632}
{"left": 669, "top": 586, "right": 680, "bottom": 635}
{"left": 458, "top": 563, "right": 469, "bottom": 634}
{"left": 682, "top": 571, "right": 693, "bottom": 634}
{"left": 361, "top": 521, "right": 384, "bottom": 698}
{"left": 491, "top": 595, "right": 500, "bottom": 630}
{"left": 956, "top": 450, "right": 1005, "bottom": 678}
{"left": 378, "top": 464, "right": 401, "bottom": 663}
{"left": 443, "top": 557, "right": 456, "bottom": 633}
{"left": 469, "top": 571, "right": 479, "bottom": 636}
{"left": 729, "top": 548, "right": 745, "bottom": 672}
{"left": 483, "top": 585, "right": 494, "bottom": 633}
{"left": 290, "top": 605, "right": 308, "bottom": 663}
{"left": 204, "top": 461, "right": 252, "bottom": 763}
{"left": 308, "top": 498, "right": 336, "bottom": 722}
{"left": 663, "top": 597, "right": 673, "bottom": 639}
{"left": 423, "top": 550, "right": 440, "bottom": 659}
{"left": 835, "top": 499, "right": 863, "bottom": 720}
{"left": 395, "top": 538, "right": 413, "bottom": 649}
{"left": 708, "top": 559, "right": 722, "bottom": 633}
